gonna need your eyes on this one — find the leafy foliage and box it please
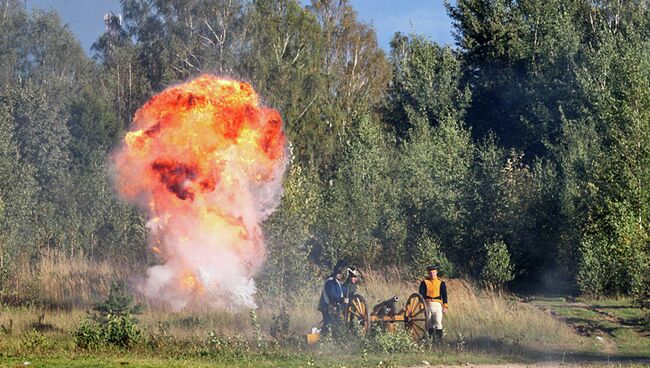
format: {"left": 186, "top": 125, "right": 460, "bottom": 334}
{"left": 408, "top": 232, "right": 454, "bottom": 279}
{"left": 92, "top": 281, "right": 143, "bottom": 323}
{"left": 74, "top": 281, "right": 143, "bottom": 349}
{"left": 480, "top": 240, "right": 515, "bottom": 289}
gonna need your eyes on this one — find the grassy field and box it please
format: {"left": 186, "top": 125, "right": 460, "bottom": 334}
{"left": 528, "top": 297, "right": 650, "bottom": 360}
{"left": 1, "top": 253, "right": 648, "bottom": 367}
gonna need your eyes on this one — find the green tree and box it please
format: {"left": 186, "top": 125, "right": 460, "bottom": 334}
{"left": 316, "top": 115, "right": 398, "bottom": 267}
{"left": 259, "top": 164, "right": 322, "bottom": 299}
{"left": 241, "top": 0, "right": 327, "bottom": 169}
{"left": 573, "top": 14, "right": 650, "bottom": 295}
{"left": 385, "top": 34, "right": 470, "bottom": 138}
{"left": 399, "top": 109, "right": 473, "bottom": 268}
{"left": 309, "top": 0, "right": 390, "bottom": 140}
{"left": 0, "top": 94, "right": 38, "bottom": 283}
{"left": 480, "top": 240, "right": 514, "bottom": 289}
{"left": 447, "top": 0, "right": 583, "bottom": 156}
{"left": 409, "top": 231, "right": 453, "bottom": 279}
{"left": 93, "top": 281, "right": 143, "bottom": 322}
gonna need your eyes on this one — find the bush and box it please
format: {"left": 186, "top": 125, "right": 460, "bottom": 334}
{"left": 74, "top": 318, "right": 103, "bottom": 350}
{"left": 104, "top": 315, "right": 142, "bottom": 348}
{"left": 205, "top": 331, "right": 252, "bottom": 358}
{"left": 93, "top": 281, "right": 143, "bottom": 323}
{"left": 74, "top": 280, "right": 143, "bottom": 349}
{"left": 74, "top": 314, "right": 142, "bottom": 349}
{"left": 371, "top": 329, "right": 422, "bottom": 353}
{"left": 480, "top": 240, "right": 514, "bottom": 289}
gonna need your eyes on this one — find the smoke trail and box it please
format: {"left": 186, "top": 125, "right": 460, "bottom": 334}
{"left": 111, "top": 75, "right": 287, "bottom": 310}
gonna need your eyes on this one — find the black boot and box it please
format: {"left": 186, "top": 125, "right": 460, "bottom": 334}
{"left": 434, "top": 328, "right": 443, "bottom": 343}
{"left": 427, "top": 328, "right": 435, "bottom": 339}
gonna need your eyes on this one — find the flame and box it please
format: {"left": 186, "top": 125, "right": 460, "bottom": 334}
{"left": 112, "top": 75, "right": 287, "bottom": 310}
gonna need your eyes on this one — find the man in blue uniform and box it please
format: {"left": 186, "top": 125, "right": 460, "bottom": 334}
{"left": 317, "top": 264, "right": 345, "bottom": 335}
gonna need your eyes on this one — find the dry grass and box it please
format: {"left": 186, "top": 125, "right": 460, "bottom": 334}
{"left": 5, "top": 250, "right": 121, "bottom": 309}
{"left": 0, "top": 253, "right": 583, "bottom": 357}
{"left": 346, "top": 269, "right": 581, "bottom": 352}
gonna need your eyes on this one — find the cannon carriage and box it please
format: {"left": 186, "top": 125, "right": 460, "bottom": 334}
{"left": 305, "top": 292, "right": 431, "bottom": 343}
{"left": 345, "top": 293, "right": 431, "bottom": 340}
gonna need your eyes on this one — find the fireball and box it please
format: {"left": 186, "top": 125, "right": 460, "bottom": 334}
{"left": 112, "top": 75, "right": 287, "bottom": 309}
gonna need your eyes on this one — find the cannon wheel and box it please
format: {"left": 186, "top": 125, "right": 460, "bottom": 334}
{"left": 403, "top": 293, "right": 429, "bottom": 340}
{"left": 346, "top": 294, "right": 370, "bottom": 334}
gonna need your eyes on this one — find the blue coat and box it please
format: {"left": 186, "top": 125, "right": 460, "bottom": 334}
{"left": 317, "top": 277, "right": 344, "bottom": 311}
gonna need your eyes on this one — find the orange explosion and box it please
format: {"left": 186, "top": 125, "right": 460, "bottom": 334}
{"left": 112, "top": 75, "right": 287, "bottom": 309}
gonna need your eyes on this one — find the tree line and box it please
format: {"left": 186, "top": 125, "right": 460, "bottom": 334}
{"left": 0, "top": 0, "right": 647, "bottom": 302}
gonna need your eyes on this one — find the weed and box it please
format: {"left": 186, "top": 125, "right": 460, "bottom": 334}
{"left": 104, "top": 314, "right": 142, "bottom": 348}
{"left": 73, "top": 318, "right": 103, "bottom": 350}
{"left": 455, "top": 332, "right": 466, "bottom": 352}
{"left": 147, "top": 321, "right": 172, "bottom": 350}
{"left": 270, "top": 305, "right": 290, "bottom": 340}
{"left": 20, "top": 329, "right": 50, "bottom": 354}
{"left": 371, "top": 329, "right": 422, "bottom": 354}
{"left": 27, "top": 313, "right": 60, "bottom": 333}
{"left": 0, "top": 318, "right": 13, "bottom": 334}
{"left": 174, "top": 315, "right": 203, "bottom": 328}
{"left": 205, "top": 331, "right": 251, "bottom": 359}
{"left": 250, "top": 309, "right": 263, "bottom": 347}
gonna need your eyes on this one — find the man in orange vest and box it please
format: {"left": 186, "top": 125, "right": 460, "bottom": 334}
{"left": 418, "top": 265, "right": 448, "bottom": 341}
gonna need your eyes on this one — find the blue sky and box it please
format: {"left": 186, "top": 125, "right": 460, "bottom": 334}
{"left": 26, "top": 0, "right": 455, "bottom": 54}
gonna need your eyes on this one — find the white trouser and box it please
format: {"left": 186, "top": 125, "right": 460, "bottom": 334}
{"left": 426, "top": 302, "right": 443, "bottom": 330}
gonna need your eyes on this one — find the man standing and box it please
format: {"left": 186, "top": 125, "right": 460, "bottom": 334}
{"left": 317, "top": 264, "right": 345, "bottom": 335}
{"left": 343, "top": 266, "right": 360, "bottom": 301}
{"left": 418, "top": 265, "right": 448, "bottom": 341}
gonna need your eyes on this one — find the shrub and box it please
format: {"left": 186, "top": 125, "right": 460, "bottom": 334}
{"left": 480, "top": 240, "right": 514, "bottom": 289}
{"left": 74, "top": 314, "right": 143, "bottom": 349}
{"left": 74, "top": 318, "right": 103, "bottom": 350}
{"left": 93, "top": 281, "right": 143, "bottom": 323}
{"left": 104, "top": 315, "right": 142, "bottom": 348}
{"left": 21, "top": 329, "right": 51, "bottom": 354}
{"left": 371, "top": 329, "right": 422, "bottom": 353}
{"left": 205, "top": 331, "right": 251, "bottom": 358}
{"left": 74, "top": 280, "right": 143, "bottom": 349}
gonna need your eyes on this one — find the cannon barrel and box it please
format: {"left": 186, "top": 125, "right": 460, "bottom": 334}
{"left": 372, "top": 296, "right": 400, "bottom": 316}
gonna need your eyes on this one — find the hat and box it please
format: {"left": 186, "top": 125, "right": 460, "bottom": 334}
{"left": 426, "top": 265, "right": 440, "bottom": 271}
{"left": 331, "top": 260, "right": 346, "bottom": 276}
{"left": 347, "top": 267, "right": 360, "bottom": 278}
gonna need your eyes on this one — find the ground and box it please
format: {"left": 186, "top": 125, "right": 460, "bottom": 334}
{"left": 527, "top": 296, "right": 650, "bottom": 361}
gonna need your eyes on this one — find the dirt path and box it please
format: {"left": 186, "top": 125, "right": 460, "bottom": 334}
{"left": 527, "top": 301, "right": 620, "bottom": 355}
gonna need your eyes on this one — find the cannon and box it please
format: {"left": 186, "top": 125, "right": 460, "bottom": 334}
{"left": 371, "top": 296, "right": 399, "bottom": 317}
{"left": 344, "top": 293, "right": 431, "bottom": 340}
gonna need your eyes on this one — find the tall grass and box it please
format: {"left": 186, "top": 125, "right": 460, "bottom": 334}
{"left": 0, "top": 253, "right": 582, "bottom": 356}
{"left": 343, "top": 269, "right": 579, "bottom": 351}
{"left": 4, "top": 250, "right": 121, "bottom": 309}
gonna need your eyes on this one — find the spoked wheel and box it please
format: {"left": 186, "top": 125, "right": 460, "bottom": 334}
{"left": 345, "top": 294, "right": 370, "bottom": 334}
{"left": 403, "top": 293, "right": 430, "bottom": 340}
